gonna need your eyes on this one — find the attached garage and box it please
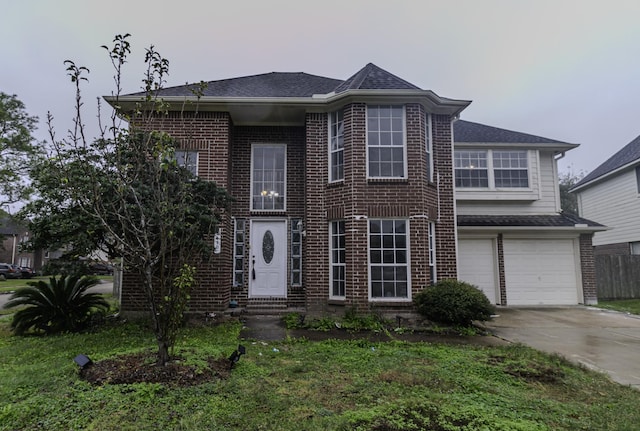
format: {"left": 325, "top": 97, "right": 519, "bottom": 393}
{"left": 458, "top": 238, "right": 499, "bottom": 304}
{"left": 503, "top": 238, "right": 581, "bottom": 306}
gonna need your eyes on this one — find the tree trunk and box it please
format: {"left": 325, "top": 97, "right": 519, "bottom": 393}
{"left": 157, "top": 339, "right": 171, "bottom": 366}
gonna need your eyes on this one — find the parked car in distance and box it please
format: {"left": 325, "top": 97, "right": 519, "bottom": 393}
{"left": 20, "top": 267, "right": 36, "bottom": 278}
{"left": 88, "top": 263, "right": 114, "bottom": 276}
{"left": 0, "top": 263, "right": 23, "bottom": 280}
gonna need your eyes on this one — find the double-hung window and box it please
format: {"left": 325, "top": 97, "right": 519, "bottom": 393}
{"left": 329, "top": 110, "right": 344, "bottom": 182}
{"left": 251, "top": 144, "right": 286, "bottom": 211}
{"left": 369, "top": 219, "right": 409, "bottom": 299}
{"left": 367, "top": 105, "right": 406, "bottom": 178}
{"left": 330, "top": 220, "right": 346, "bottom": 298}
{"left": 493, "top": 151, "right": 529, "bottom": 187}
{"left": 175, "top": 150, "right": 198, "bottom": 176}
{"left": 455, "top": 149, "right": 529, "bottom": 189}
{"left": 455, "top": 151, "right": 489, "bottom": 187}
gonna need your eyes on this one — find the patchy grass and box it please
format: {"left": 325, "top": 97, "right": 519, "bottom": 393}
{"left": 595, "top": 299, "right": 640, "bottom": 315}
{"left": 0, "top": 320, "right": 639, "bottom": 430}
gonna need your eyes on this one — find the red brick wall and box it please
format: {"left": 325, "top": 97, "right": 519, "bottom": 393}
{"left": 120, "top": 112, "right": 234, "bottom": 315}
{"left": 580, "top": 233, "right": 598, "bottom": 304}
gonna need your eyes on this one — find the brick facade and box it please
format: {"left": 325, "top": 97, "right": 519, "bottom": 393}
{"left": 580, "top": 233, "right": 598, "bottom": 304}
{"left": 120, "top": 104, "right": 458, "bottom": 316}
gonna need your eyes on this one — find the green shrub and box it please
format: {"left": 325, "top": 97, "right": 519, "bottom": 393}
{"left": 3, "top": 274, "right": 110, "bottom": 335}
{"left": 414, "top": 279, "right": 495, "bottom": 326}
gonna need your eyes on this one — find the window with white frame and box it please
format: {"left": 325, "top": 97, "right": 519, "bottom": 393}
{"left": 455, "top": 149, "right": 529, "bottom": 189}
{"left": 291, "top": 219, "right": 303, "bottom": 287}
{"left": 233, "top": 219, "right": 246, "bottom": 287}
{"left": 367, "top": 105, "right": 405, "bottom": 178}
{"left": 425, "top": 113, "right": 433, "bottom": 182}
{"left": 493, "top": 151, "right": 529, "bottom": 187}
{"left": 455, "top": 151, "right": 488, "bottom": 187}
{"left": 330, "top": 220, "right": 346, "bottom": 298}
{"left": 329, "top": 110, "right": 344, "bottom": 182}
{"left": 251, "top": 144, "right": 286, "bottom": 211}
{"left": 428, "top": 222, "right": 436, "bottom": 285}
{"left": 369, "top": 219, "right": 409, "bottom": 299}
{"left": 175, "top": 150, "right": 198, "bottom": 176}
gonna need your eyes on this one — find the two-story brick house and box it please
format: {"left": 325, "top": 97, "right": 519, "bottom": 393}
{"left": 107, "top": 63, "right": 601, "bottom": 316}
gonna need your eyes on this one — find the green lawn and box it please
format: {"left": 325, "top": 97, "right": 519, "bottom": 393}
{"left": 1, "top": 319, "right": 639, "bottom": 430}
{"left": 596, "top": 299, "right": 640, "bottom": 315}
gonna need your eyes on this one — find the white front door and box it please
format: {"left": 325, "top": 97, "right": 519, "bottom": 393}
{"left": 250, "top": 220, "right": 287, "bottom": 298}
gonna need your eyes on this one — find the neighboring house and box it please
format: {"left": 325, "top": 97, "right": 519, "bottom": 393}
{"left": 572, "top": 135, "right": 640, "bottom": 256}
{"left": 453, "top": 121, "right": 603, "bottom": 305}
{"left": 0, "top": 217, "right": 43, "bottom": 271}
{"left": 106, "top": 63, "right": 601, "bottom": 316}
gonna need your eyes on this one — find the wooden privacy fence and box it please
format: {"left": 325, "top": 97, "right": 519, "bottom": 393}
{"left": 596, "top": 255, "right": 640, "bottom": 299}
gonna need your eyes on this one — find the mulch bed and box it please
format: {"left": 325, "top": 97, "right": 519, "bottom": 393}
{"left": 80, "top": 351, "right": 231, "bottom": 387}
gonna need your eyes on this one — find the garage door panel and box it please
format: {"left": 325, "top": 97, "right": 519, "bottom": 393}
{"left": 504, "top": 239, "right": 579, "bottom": 306}
{"left": 458, "top": 238, "right": 498, "bottom": 304}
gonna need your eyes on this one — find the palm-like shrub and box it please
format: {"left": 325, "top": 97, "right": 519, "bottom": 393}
{"left": 3, "top": 275, "right": 110, "bottom": 335}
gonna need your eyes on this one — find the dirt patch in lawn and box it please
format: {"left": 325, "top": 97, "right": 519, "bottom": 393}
{"left": 80, "top": 351, "right": 232, "bottom": 387}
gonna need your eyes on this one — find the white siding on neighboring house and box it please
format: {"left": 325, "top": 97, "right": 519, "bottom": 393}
{"left": 578, "top": 169, "right": 640, "bottom": 246}
{"left": 457, "top": 151, "right": 561, "bottom": 215}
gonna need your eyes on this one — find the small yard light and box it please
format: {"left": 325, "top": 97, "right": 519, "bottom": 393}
{"left": 73, "top": 354, "right": 92, "bottom": 369}
{"left": 228, "top": 344, "right": 246, "bottom": 369}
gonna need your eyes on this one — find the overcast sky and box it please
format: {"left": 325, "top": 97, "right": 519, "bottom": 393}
{"left": 3, "top": 0, "right": 639, "bottom": 176}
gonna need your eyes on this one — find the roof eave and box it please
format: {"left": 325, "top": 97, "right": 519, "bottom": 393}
{"left": 571, "top": 160, "right": 640, "bottom": 193}
{"left": 454, "top": 141, "right": 579, "bottom": 151}
{"left": 457, "top": 225, "right": 607, "bottom": 233}
{"left": 104, "top": 89, "right": 472, "bottom": 118}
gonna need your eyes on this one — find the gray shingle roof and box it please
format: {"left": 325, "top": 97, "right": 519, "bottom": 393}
{"left": 333, "top": 63, "right": 420, "bottom": 93}
{"left": 131, "top": 72, "right": 343, "bottom": 98}
{"left": 128, "top": 63, "right": 423, "bottom": 98}
{"left": 454, "top": 120, "right": 571, "bottom": 144}
{"left": 574, "top": 134, "right": 640, "bottom": 188}
{"left": 457, "top": 213, "right": 603, "bottom": 228}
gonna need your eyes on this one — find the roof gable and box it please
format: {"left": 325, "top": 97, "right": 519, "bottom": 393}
{"left": 333, "top": 63, "right": 420, "bottom": 93}
{"left": 454, "top": 120, "right": 571, "bottom": 145}
{"left": 574, "top": 134, "right": 640, "bottom": 189}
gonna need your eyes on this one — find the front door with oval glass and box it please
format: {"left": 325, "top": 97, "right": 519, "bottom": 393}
{"left": 249, "top": 220, "right": 287, "bottom": 298}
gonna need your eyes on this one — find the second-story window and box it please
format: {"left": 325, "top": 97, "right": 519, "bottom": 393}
{"left": 251, "top": 144, "right": 286, "bottom": 211}
{"left": 425, "top": 113, "right": 433, "bottom": 182}
{"left": 367, "top": 105, "right": 406, "bottom": 178}
{"left": 455, "top": 151, "right": 488, "bottom": 187}
{"left": 493, "top": 151, "right": 529, "bottom": 188}
{"left": 175, "top": 150, "right": 198, "bottom": 176}
{"left": 329, "top": 110, "right": 344, "bottom": 182}
{"left": 455, "top": 149, "right": 530, "bottom": 189}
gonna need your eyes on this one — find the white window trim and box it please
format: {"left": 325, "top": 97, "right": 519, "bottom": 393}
{"left": 367, "top": 218, "right": 412, "bottom": 302}
{"left": 428, "top": 221, "right": 437, "bottom": 284}
{"left": 328, "top": 110, "right": 344, "bottom": 183}
{"left": 366, "top": 105, "right": 407, "bottom": 179}
{"left": 250, "top": 143, "right": 287, "bottom": 212}
{"left": 426, "top": 113, "right": 433, "bottom": 183}
{"left": 455, "top": 149, "right": 532, "bottom": 190}
{"left": 329, "top": 220, "right": 346, "bottom": 300}
{"left": 232, "top": 218, "right": 246, "bottom": 288}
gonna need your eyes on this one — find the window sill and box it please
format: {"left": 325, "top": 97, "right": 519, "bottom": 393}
{"left": 367, "top": 178, "right": 409, "bottom": 184}
{"left": 327, "top": 180, "right": 345, "bottom": 188}
{"left": 369, "top": 299, "right": 412, "bottom": 305}
{"left": 328, "top": 298, "right": 346, "bottom": 305}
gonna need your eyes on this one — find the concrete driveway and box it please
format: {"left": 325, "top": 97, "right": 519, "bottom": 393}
{"left": 484, "top": 306, "right": 640, "bottom": 388}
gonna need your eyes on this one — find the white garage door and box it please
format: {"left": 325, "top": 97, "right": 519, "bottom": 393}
{"left": 458, "top": 238, "right": 499, "bottom": 304}
{"left": 504, "top": 238, "right": 579, "bottom": 306}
